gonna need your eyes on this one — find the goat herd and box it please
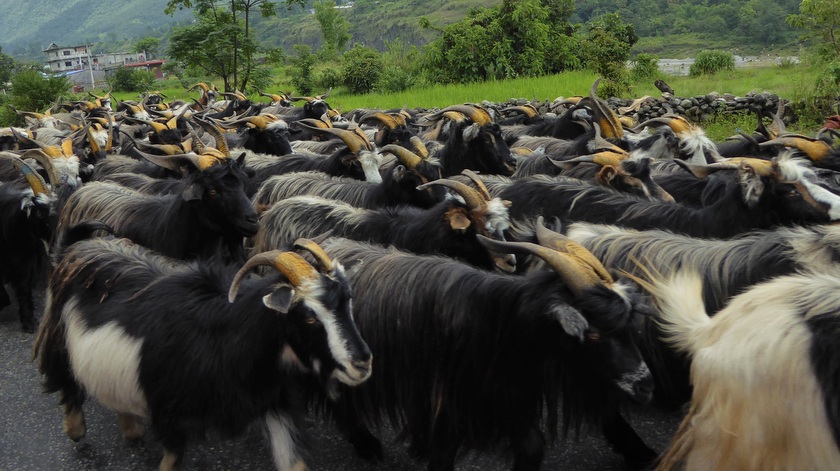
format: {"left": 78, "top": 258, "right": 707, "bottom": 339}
{"left": 2, "top": 77, "right": 840, "bottom": 471}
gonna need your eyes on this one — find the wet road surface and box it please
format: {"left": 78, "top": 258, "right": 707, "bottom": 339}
{"left": 0, "top": 293, "right": 682, "bottom": 471}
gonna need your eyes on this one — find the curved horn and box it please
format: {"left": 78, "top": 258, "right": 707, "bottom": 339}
{"left": 501, "top": 104, "right": 539, "bottom": 118}
{"left": 589, "top": 78, "right": 624, "bottom": 140}
{"left": 134, "top": 149, "right": 207, "bottom": 172}
{"left": 632, "top": 115, "right": 692, "bottom": 134}
{"left": 417, "top": 178, "right": 485, "bottom": 210}
{"left": 460, "top": 169, "right": 492, "bottom": 201}
{"left": 188, "top": 82, "right": 210, "bottom": 92}
{"left": 292, "top": 238, "right": 333, "bottom": 272}
{"left": 759, "top": 135, "right": 832, "bottom": 161}
{"left": 534, "top": 216, "right": 613, "bottom": 285}
{"left": 20, "top": 149, "right": 60, "bottom": 188}
{"left": 409, "top": 136, "right": 430, "bottom": 159}
{"left": 194, "top": 118, "right": 230, "bottom": 157}
{"left": 359, "top": 111, "right": 399, "bottom": 130}
{"left": 228, "top": 250, "right": 319, "bottom": 302}
{"left": 559, "top": 151, "right": 628, "bottom": 168}
{"left": 381, "top": 144, "right": 422, "bottom": 169}
{"left": 475, "top": 236, "right": 601, "bottom": 297}
{"left": 295, "top": 122, "right": 368, "bottom": 154}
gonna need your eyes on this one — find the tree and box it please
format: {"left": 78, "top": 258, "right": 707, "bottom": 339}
{"left": 314, "top": 0, "right": 351, "bottom": 60}
{"left": 10, "top": 69, "right": 70, "bottom": 112}
{"left": 342, "top": 45, "right": 382, "bottom": 94}
{"left": 581, "top": 13, "right": 638, "bottom": 97}
{"left": 0, "top": 47, "right": 15, "bottom": 84}
{"left": 133, "top": 37, "right": 161, "bottom": 59}
{"left": 168, "top": 9, "right": 256, "bottom": 91}
{"left": 788, "top": 0, "right": 840, "bottom": 60}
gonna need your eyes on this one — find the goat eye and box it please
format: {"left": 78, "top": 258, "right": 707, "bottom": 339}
{"left": 305, "top": 316, "right": 320, "bottom": 325}
{"left": 586, "top": 331, "right": 601, "bottom": 341}
{"left": 208, "top": 189, "right": 218, "bottom": 197}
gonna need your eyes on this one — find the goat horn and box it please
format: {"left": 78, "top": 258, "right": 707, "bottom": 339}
{"left": 381, "top": 144, "right": 422, "bottom": 169}
{"left": 439, "top": 105, "right": 493, "bottom": 126}
{"left": 188, "top": 82, "right": 210, "bottom": 92}
{"left": 228, "top": 251, "right": 319, "bottom": 302}
{"left": 409, "top": 136, "right": 430, "bottom": 159}
{"left": 534, "top": 216, "right": 614, "bottom": 286}
{"left": 19, "top": 149, "right": 60, "bottom": 188}
{"left": 501, "top": 105, "right": 539, "bottom": 118}
{"left": 294, "top": 123, "right": 370, "bottom": 154}
{"left": 759, "top": 135, "right": 832, "bottom": 161}
{"left": 135, "top": 149, "right": 216, "bottom": 172}
{"left": 293, "top": 238, "right": 333, "bottom": 272}
{"left": 460, "top": 169, "right": 492, "bottom": 201}
{"left": 194, "top": 118, "right": 230, "bottom": 157}
{"left": 559, "top": 151, "right": 628, "bottom": 168}
{"left": 589, "top": 78, "right": 623, "bottom": 140}
{"left": 359, "top": 111, "right": 399, "bottom": 130}
{"left": 632, "top": 115, "right": 692, "bottom": 134}
{"left": 13, "top": 157, "right": 50, "bottom": 196}
{"left": 475, "top": 236, "right": 601, "bottom": 297}
{"left": 417, "top": 178, "right": 485, "bottom": 211}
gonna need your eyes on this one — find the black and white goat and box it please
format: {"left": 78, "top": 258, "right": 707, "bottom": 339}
{"left": 634, "top": 267, "right": 840, "bottom": 470}
{"left": 317, "top": 229, "right": 657, "bottom": 470}
{"left": 56, "top": 152, "right": 258, "bottom": 263}
{"left": 252, "top": 144, "right": 444, "bottom": 211}
{"left": 253, "top": 175, "right": 515, "bottom": 272}
{"left": 36, "top": 232, "right": 372, "bottom": 471}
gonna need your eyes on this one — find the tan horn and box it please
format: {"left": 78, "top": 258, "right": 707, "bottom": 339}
{"left": 292, "top": 238, "right": 333, "bottom": 272}
{"left": 20, "top": 149, "right": 60, "bottom": 188}
{"left": 381, "top": 144, "right": 422, "bottom": 169}
{"left": 534, "top": 216, "right": 613, "bottom": 285}
{"left": 460, "top": 169, "right": 492, "bottom": 201}
{"left": 417, "top": 178, "right": 485, "bottom": 210}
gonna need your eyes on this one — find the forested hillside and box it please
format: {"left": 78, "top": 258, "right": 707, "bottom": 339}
{"left": 0, "top": 0, "right": 805, "bottom": 60}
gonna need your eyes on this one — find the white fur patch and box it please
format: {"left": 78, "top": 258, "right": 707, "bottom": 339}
{"left": 266, "top": 119, "right": 289, "bottom": 131}
{"left": 615, "top": 361, "right": 650, "bottom": 396}
{"left": 63, "top": 299, "right": 148, "bottom": 417}
{"left": 484, "top": 198, "right": 511, "bottom": 234}
{"left": 462, "top": 123, "right": 481, "bottom": 142}
{"left": 358, "top": 150, "right": 383, "bottom": 184}
{"left": 678, "top": 128, "right": 721, "bottom": 164}
{"left": 264, "top": 411, "right": 303, "bottom": 471}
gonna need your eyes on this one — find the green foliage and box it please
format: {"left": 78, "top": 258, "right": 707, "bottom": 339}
{"left": 581, "top": 13, "right": 637, "bottom": 97}
{"left": 421, "top": 0, "right": 577, "bottom": 84}
{"left": 787, "top": 0, "right": 840, "bottom": 61}
{"left": 689, "top": 50, "right": 735, "bottom": 76}
{"left": 342, "top": 45, "right": 383, "bottom": 94}
{"left": 314, "top": 0, "right": 351, "bottom": 60}
{"left": 315, "top": 67, "right": 343, "bottom": 91}
{"left": 376, "top": 65, "right": 417, "bottom": 93}
{"left": 9, "top": 69, "right": 70, "bottom": 113}
{"left": 630, "top": 53, "right": 660, "bottom": 81}
{"left": 107, "top": 67, "right": 157, "bottom": 92}
{"left": 289, "top": 44, "right": 315, "bottom": 96}
{"left": 0, "top": 47, "right": 15, "bottom": 84}
{"left": 133, "top": 37, "right": 161, "bottom": 58}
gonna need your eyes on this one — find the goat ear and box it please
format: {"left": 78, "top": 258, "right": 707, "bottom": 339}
{"left": 340, "top": 153, "right": 356, "bottom": 167}
{"left": 235, "top": 152, "right": 246, "bottom": 166}
{"left": 182, "top": 183, "right": 203, "bottom": 201}
{"left": 596, "top": 165, "right": 618, "bottom": 184}
{"left": 462, "top": 123, "right": 481, "bottom": 142}
{"left": 393, "top": 164, "right": 406, "bottom": 180}
{"left": 446, "top": 208, "right": 471, "bottom": 232}
{"left": 263, "top": 284, "right": 294, "bottom": 313}
{"left": 551, "top": 304, "right": 588, "bottom": 342}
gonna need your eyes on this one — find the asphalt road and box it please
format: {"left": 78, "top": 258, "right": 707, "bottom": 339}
{"left": 0, "top": 290, "right": 683, "bottom": 471}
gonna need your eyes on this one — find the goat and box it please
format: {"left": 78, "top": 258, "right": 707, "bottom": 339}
{"left": 252, "top": 175, "right": 515, "bottom": 272}
{"left": 56, "top": 152, "right": 258, "bottom": 263}
{"left": 633, "top": 267, "right": 840, "bottom": 471}
{"left": 35, "top": 231, "right": 372, "bottom": 471}
{"left": 479, "top": 157, "right": 829, "bottom": 238}
{"left": 419, "top": 104, "right": 517, "bottom": 177}
{"left": 252, "top": 144, "right": 444, "bottom": 211}
{"left": 317, "top": 228, "right": 657, "bottom": 470}
{"left": 0, "top": 158, "right": 52, "bottom": 332}
{"left": 243, "top": 125, "right": 383, "bottom": 197}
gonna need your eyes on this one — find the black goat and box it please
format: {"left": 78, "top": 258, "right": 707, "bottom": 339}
{"left": 318, "top": 231, "right": 656, "bottom": 470}
{"left": 35, "top": 231, "right": 372, "bottom": 470}
{"left": 252, "top": 144, "right": 444, "bottom": 211}
{"left": 253, "top": 176, "right": 515, "bottom": 272}
{"left": 57, "top": 153, "right": 258, "bottom": 263}
{"left": 0, "top": 160, "right": 52, "bottom": 332}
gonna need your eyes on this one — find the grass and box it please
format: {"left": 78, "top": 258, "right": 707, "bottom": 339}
{"left": 95, "top": 62, "right": 829, "bottom": 141}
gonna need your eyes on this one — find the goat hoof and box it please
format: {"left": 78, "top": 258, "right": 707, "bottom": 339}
{"left": 117, "top": 413, "right": 145, "bottom": 440}
{"left": 20, "top": 317, "right": 36, "bottom": 334}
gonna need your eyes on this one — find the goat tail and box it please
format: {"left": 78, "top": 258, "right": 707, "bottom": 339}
{"left": 622, "top": 257, "right": 710, "bottom": 355}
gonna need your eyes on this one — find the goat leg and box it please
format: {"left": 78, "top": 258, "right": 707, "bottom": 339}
{"left": 510, "top": 424, "right": 545, "bottom": 471}
{"left": 10, "top": 280, "right": 36, "bottom": 333}
{"left": 333, "top": 398, "right": 383, "bottom": 460}
{"left": 601, "top": 402, "right": 658, "bottom": 470}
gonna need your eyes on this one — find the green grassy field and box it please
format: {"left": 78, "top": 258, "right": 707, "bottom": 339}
{"left": 104, "top": 62, "right": 828, "bottom": 141}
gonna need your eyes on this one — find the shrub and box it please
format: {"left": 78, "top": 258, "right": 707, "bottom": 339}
{"left": 315, "top": 67, "right": 343, "bottom": 91}
{"left": 690, "top": 50, "right": 735, "bottom": 76}
{"left": 289, "top": 44, "right": 316, "bottom": 96}
{"left": 9, "top": 69, "right": 70, "bottom": 112}
{"left": 342, "top": 45, "right": 382, "bottom": 94}
{"left": 107, "top": 67, "right": 157, "bottom": 92}
{"left": 376, "top": 66, "right": 416, "bottom": 93}
{"left": 631, "top": 53, "right": 660, "bottom": 81}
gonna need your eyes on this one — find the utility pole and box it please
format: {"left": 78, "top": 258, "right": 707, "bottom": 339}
{"left": 87, "top": 44, "right": 95, "bottom": 90}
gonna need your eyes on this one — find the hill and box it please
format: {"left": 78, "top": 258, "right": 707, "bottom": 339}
{"left": 0, "top": 0, "right": 805, "bottom": 61}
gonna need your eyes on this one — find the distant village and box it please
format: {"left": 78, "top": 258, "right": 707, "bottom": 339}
{"left": 42, "top": 43, "right": 165, "bottom": 91}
